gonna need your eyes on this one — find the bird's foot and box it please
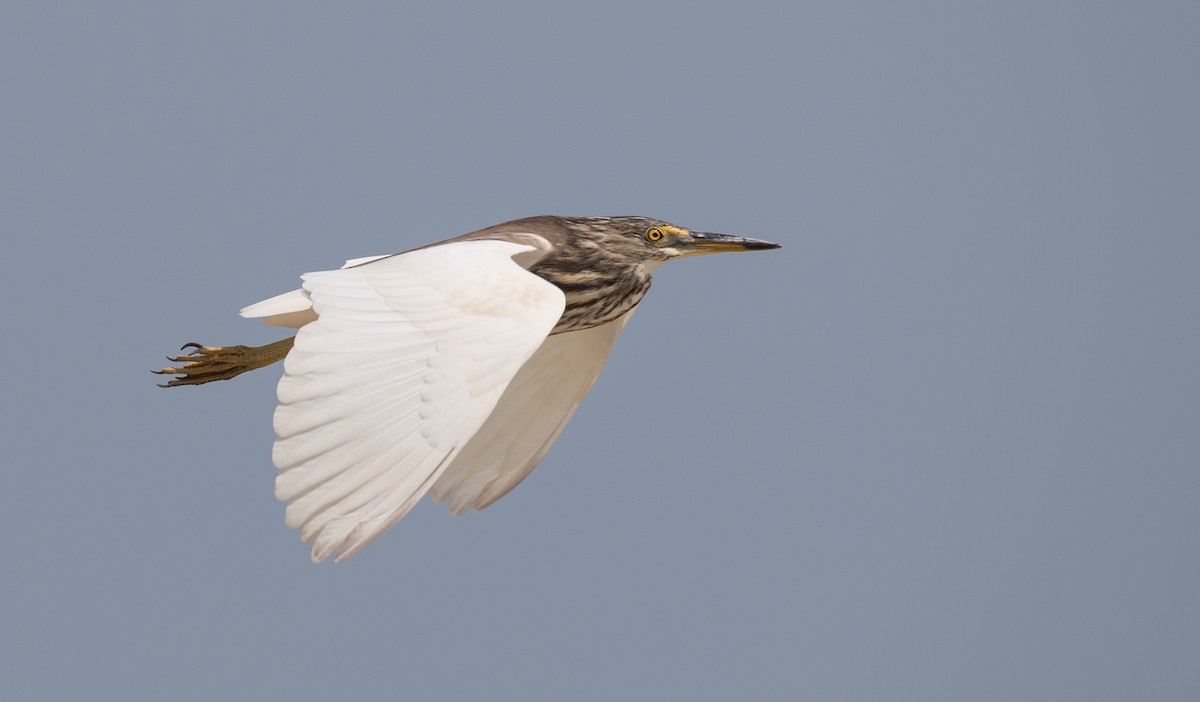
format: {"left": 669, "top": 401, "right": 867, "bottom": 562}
{"left": 153, "top": 336, "right": 296, "bottom": 387}
{"left": 152, "top": 343, "right": 263, "bottom": 387}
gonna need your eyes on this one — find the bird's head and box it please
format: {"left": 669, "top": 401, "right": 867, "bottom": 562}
{"left": 564, "top": 216, "right": 781, "bottom": 269}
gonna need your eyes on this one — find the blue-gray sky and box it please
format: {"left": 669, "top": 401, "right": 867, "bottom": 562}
{"left": 3, "top": 2, "right": 1198, "bottom": 700}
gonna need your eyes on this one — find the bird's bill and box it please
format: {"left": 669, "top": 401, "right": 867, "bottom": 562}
{"left": 680, "top": 231, "right": 782, "bottom": 255}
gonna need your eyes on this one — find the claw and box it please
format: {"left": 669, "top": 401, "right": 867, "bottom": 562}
{"left": 155, "top": 343, "right": 253, "bottom": 387}
{"left": 154, "top": 336, "right": 294, "bottom": 388}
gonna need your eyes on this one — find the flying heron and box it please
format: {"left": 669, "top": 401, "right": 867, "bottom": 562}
{"left": 156, "top": 215, "right": 781, "bottom": 562}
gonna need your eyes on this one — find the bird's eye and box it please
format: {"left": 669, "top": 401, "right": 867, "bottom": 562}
{"left": 646, "top": 227, "right": 665, "bottom": 242}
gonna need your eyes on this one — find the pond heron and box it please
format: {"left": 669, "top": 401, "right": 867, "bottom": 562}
{"left": 156, "top": 215, "right": 780, "bottom": 562}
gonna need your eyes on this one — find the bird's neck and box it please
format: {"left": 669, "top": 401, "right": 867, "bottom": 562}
{"left": 533, "top": 258, "right": 652, "bottom": 334}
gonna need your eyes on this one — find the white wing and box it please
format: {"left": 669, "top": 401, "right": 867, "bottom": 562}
{"left": 270, "top": 237, "right": 565, "bottom": 562}
{"left": 429, "top": 309, "right": 634, "bottom": 515}
{"left": 240, "top": 255, "right": 393, "bottom": 328}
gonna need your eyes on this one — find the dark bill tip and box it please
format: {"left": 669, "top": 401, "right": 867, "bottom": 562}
{"left": 736, "top": 238, "right": 782, "bottom": 250}
{"left": 686, "top": 231, "right": 782, "bottom": 253}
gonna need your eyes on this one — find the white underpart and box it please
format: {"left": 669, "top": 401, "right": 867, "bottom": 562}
{"left": 242, "top": 237, "right": 577, "bottom": 562}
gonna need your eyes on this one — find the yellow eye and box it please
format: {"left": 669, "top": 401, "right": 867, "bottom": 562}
{"left": 646, "top": 227, "right": 665, "bottom": 242}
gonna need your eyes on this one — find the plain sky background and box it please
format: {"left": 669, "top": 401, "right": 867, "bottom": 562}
{"left": 2, "top": 2, "right": 1198, "bottom": 700}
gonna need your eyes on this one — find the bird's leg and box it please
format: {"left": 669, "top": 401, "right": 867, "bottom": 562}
{"left": 153, "top": 337, "right": 295, "bottom": 387}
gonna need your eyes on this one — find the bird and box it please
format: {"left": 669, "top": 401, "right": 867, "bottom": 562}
{"left": 156, "top": 215, "right": 780, "bottom": 562}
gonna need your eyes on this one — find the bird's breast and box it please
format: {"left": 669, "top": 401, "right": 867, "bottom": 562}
{"left": 533, "top": 262, "right": 652, "bottom": 334}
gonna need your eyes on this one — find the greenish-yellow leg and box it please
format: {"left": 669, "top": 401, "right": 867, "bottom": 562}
{"left": 153, "top": 337, "right": 295, "bottom": 387}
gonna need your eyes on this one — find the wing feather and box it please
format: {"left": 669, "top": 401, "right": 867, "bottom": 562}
{"left": 239, "top": 255, "right": 394, "bottom": 328}
{"left": 271, "top": 237, "right": 564, "bottom": 561}
{"left": 429, "top": 309, "right": 635, "bottom": 515}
